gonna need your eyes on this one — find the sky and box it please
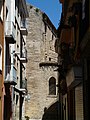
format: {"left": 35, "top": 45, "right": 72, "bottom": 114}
{"left": 26, "top": 0, "right": 62, "bottom": 29}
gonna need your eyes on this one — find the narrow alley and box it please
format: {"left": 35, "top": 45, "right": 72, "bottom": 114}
{"left": 0, "top": 0, "right": 90, "bottom": 120}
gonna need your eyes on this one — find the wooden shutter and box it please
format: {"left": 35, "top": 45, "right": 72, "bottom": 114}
{"left": 75, "top": 84, "right": 84, "bottom": 120}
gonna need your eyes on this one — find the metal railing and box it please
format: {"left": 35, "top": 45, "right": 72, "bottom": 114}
{"left": 5, "top": 21, "right": 16, "bottom": 40}
{"left": 21, "top": 48, "right": 27, "bottom": 58}
{"left": 5, "top": 65, "right": 17, "bottom": 84}
{"left": 22, "top": 78, "right": 27, "bottom": 89}
{"left": 20, "top": 19, "right": 26, "bottom": 28}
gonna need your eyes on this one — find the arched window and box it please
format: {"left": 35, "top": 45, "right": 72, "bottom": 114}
{"left": 49, "top": 77, "right": 56, "bottom": 95}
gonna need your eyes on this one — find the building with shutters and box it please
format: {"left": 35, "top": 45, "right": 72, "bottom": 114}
{"left": 25, "top": 5, "right": 58, "bottom": 120}
{"left": 3, "top": 0, "right": 28, "bottom": 119}
{"left": 0, "top": 0, "right": 4, "bottom": 119}
{"left": 56, "top": 0, "right": 90, "bottom": 120}
{"left": 79, "top": 0, "right": 90, "bottom": 120}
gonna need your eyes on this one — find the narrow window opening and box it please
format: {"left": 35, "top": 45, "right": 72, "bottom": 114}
{"left": 49, "top": 77, "right": 56, "bottom": 95}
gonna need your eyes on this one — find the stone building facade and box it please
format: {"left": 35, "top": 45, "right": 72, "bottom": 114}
{"left": 26, "top": 5, "right": 58, "bottom": 120}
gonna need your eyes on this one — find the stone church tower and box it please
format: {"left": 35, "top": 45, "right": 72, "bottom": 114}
{"left": 25, "top": 4, "right": 58, "bottom": 120}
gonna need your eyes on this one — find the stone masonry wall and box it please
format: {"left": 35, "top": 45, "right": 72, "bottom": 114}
{"left": 25, "top": 5, "right": 58, "bottom": 120}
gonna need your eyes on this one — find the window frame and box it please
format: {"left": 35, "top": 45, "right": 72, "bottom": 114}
{"left": 49, "top": 77, "right": 56, "bottom": 95}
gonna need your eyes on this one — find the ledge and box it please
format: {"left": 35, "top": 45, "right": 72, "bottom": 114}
{"left": 47, "top": 95, "right": 57, "bottom": 98}
{"left": 4, "top": 81, "right": 17, "bottom": 85}
{"left": 39, "top": 62, "right": 59, "bottom": 67}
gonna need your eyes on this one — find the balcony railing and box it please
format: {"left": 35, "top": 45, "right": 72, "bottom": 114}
{"left": 20, "top": 19, "right": 28, "bottom": 35}
{"left": 5, "top": 21, "right": 16, "bottom": 43}
{"left": 20, "top": 48, "right": 27, "bottom": 63}
{"left": 22, "top": 78, "right": 27, "bottom": 90}
{"left": 5, "top": 65, "right": 17, "bottom": 85}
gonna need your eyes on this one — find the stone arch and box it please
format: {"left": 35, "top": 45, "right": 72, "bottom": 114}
{"left": 42, "top": 101, "right": 59, "bottom": 120}
{"left": 49, "top": 77, "right": 56, "bottom": 95}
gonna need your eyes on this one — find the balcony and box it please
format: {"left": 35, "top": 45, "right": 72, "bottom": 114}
{"left": 60, "top": 26, "right": 75, "bottom": 70}
{"left": 20, "top": 48, "right": 27, "bottom": 63}
{"left": 22, "top": 78, "right": 27, "bottom": 90}
{"left": 20, "top": 19, "right": 28, "bottom": 35}
{"left": 5, "top": 65, "right": 17, "bottom": 85}
{"left": 60, "top": 28, "right": 72, "bottom": 44}
{"left": 68, "top": 66, "right": 82, "bottom": 89}
{"left": 14, "top": 78, "right": 27, "bottom": 94}
{"left": 5, "top": 21, "right": 16, "bottom": 43}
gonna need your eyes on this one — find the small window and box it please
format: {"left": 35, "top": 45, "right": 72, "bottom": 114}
{"left": 0, "top": 45, "right": 2, "bottom": 71}
{"left": 44, "top": 23, "right": 47, "bottom": 33}
{"left": 52, "top": 34, "right": 54, "bottom": 40}
{"left": 6, "top": 7, "right": 8, "bottom": 19}
{"left": 49, "top": 77, "right": 56, "bottom": 95}
{"left": 49, "top": 57, "right": 51, "bottom": 61}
